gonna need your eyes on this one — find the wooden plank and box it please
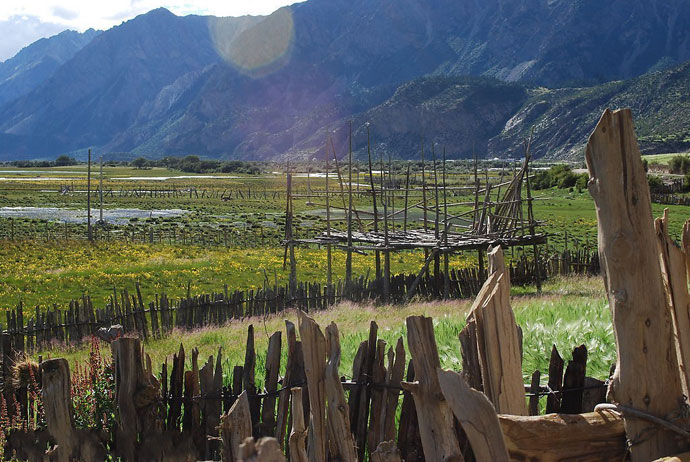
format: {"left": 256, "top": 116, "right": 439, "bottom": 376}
{"left": 324, "top": 322, "right": 357, "bottom": 462}
{"left": 585, "top": 108, "right": 688, "bottom": 460}
{"left": 437, "top": 369, "right": 510, "bottom": 462}
{"left": 499, "top": 411, "right": 626, "bottom": 462}
{"left": 656, "top": 210, "right": 690, "bottom": 392}
{"left": 297, "top": 310, "right": 327, "bottom": 462}
{"left": 288, "top": 387, "right": 308, "bottom": 462}
{"left": 459, "top": 320, "right": 482, "bottom": 391}
{"left": 382, "top": 338, "right": 405, "bottom": 442}
{"left": 528, "top": 370, "right": 541, "bottom": 416}
{"left": 276, "top": 321, "right": 303, "bottom": 450}
{"left": 260, "top": 332, "right": 281, "bottom": 437}
{"left": 560, "top": 345, "right": 587, "bottom": 414}
{"left": 545, "top": 345, "right": 564, "bottom": 414}
{"left": 368, "top": 339, "right": 387, "bottom": 451}
{"left": 220, "top": 391, "right": 253, "bottom": 462}
{"left": 397, "top": 360, "right": 422, "bottom": 462}
{"left": 244, "top": 325, "right": 261, "bottom": 435}
{"left": 168, "top": 344, "right": 186, "bottom": 431}
{"left": 354, "top": 321, "right": 377, "bottom": 459}
{"left": 41, "top": 358, "right": 103, "bottom": 462}
{"left": 468, "top": 246, "right": 526, "bottom": 415}
{"left": 401, "top": 315, "right": 463, "bottom": 462}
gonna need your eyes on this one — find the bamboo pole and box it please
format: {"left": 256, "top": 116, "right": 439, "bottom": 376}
{"left": 346, "top": 122, "right": 353, "bottom": 291}
{"left": 331, "top": 138, "right": 364, "bottom": 232}
{"left": 432, "top": 145, "right": 440, "bottom": 281}
{"left": 524, "top": 133, "right": 542, "bottom": 293}
{"left": 326, "top": 140, "right": 333, "bottom": 294}
{"left": 87, "top": 149, "right": 92, "bottom": 241}
{"left": 99, "top": 156, "right": 104, "bottom": 223}
{"left": 366, "top": 124, "right": 381, "bottom": 281}
{"left": 443, "top": 147, "right": 449, "bottom": 299}
{"left": 389, "top": 153, "right": 395, "bottom": 232}
{"left": 421, "top": 139, "right": 429, "bottom": 273}
{"left": 381, "top": 152, "right": 390, "bottom": 303}
{"left": 403, "top": 162, "right": 411, "bottom": 232}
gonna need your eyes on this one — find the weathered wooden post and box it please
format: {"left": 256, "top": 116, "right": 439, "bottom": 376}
{"left": 41, "top": 358, "right": 103, "bottom": 462}
{"left": 87, "top": 148, "right": 92, "bottom": 241}
{"left": 42, "top": 359, "right": 77, "bottom": 462}
{"left": 297, "top": 311, "right": 327, "bottom": 462}
{"left": 288, "top": 388, "right": 308, "bottom": 462}
{"left": 367, "top": 125, "right": 382, "bottom": 281}
{"left": 220, "top": 391, "right": 253, "bottom": 462}
{"left": 438, "top": 369, "right": 510, "bottom": 462}
{"left": 585, "top": 108, "right": 689, "bottom": 460}
{"left": 401, "top": 316, "right": 463, "bottom": 461}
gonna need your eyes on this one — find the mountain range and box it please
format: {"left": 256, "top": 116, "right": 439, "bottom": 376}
{"left": 1, "top": 0, "right": 690, "bottom": 161}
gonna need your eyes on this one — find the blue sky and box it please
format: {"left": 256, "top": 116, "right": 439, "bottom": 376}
{"left": 0, "top": 1, "right": 302, "bottom": 61}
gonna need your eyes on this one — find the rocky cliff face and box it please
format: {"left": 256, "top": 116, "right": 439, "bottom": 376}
{"left": 1, "top": 0, "right": 690, "bottom": 160}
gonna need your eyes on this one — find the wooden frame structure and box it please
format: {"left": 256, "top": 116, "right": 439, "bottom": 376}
{"left": 283, "top": 133, "right": 546, "bottom": 302}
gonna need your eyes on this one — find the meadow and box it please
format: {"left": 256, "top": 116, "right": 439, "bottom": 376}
{"left": 41, "top": 275, "right": 614, "bottom": 387}
{"left": 0, "top": 161, "right": 682, "bottom": 386}
{"left": 0, "top": 163, "right": 688, "bottom": 313}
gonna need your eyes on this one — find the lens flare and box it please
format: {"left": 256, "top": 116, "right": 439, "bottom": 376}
{"left": 209, "top": 8, "right": 294, "bottom": 77}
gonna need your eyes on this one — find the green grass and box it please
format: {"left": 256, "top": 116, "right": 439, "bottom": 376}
{"left": 0, "top": 240, "right": 484, "bottom": 311}
{"left": 642, "top": 153, "right": 688, "bottom": 166}
{"left": 41, "top": 275, "right": 613, "bottom": 390}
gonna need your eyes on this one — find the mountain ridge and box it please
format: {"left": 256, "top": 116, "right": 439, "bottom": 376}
{"left": 0, "top": 28, "right": 100, "bottom": 107}
{"left": 1, "top": 1, "right": 690, "bottom": 161}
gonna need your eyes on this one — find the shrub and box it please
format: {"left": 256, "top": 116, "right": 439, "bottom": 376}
{"left": 532, "top": 165, "right": 588, "bottom": 191}
{"left": 669, "top": 154, "right": 690, "bottom": 174}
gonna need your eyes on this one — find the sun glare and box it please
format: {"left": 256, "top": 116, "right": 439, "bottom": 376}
{"left": 209, "top": 7, "right": 294, "bottom": 77}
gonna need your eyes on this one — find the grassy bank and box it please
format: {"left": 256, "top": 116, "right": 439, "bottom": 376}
{"left": 40, "top": 276, "right": 613, "bottom": 386}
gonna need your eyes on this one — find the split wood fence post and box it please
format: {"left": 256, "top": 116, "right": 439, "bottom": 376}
{"left": 297, "top": 311, "right": 327, "bottom": 462}
{"left": 437, "top": 369, "right": 510, "bottom": 462}
{"left": 401, "top": 315, "right": 463, "bottom": 461}
{"left": 466, "top": 246, "right": 526, "bottom": 415}
{"left": 41, "top": 358, "right": 104, "bottom": 462}
{"left": 288, "top": 387, "right": 308, "bottom": 462}
{"left": 220, "top": 391, "right": 253, "bottom": 462}
{"left": 324, "top": 322, "right": 358, "bottom": 462}
{"left": 656, "top": 209, "right": 690, "bottom": 392}
{"left": 585, "top": 108, "right": 689, "bottom": 460}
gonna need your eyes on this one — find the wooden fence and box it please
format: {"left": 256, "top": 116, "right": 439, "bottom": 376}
{"left": 651, "top": 192, "right": 690, "bottom": 207}
{"left": 1, "top": 249, "right": 599, "bottom": 351}
{"left": 3, "top": 307, "right": 612, "bottom": 462}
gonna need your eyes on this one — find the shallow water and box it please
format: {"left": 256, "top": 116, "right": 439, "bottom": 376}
{"left": 0, "top": 207, "right": 188, "bottom": 224}
{"left": 0, "top": 177, "right": 84, "bottom": 181}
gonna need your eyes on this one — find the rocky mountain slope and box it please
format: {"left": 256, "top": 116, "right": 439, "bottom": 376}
{"left": 0, "top": 28, "right": 99, "bottom": 107}
{"left": 1, "top": 0, "right": 690, "bottom": 160}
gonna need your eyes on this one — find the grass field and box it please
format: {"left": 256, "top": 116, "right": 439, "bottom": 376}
{"left": 41, "top": 276, "right": 613, "bottom": 388}
{"left": 642, "top": 152, "right": 689, "bottom": 166}
{"left": 1, "top": 164, "right": 689, "bottom": 313}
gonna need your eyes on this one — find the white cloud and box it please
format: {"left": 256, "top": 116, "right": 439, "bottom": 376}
{"left": 0, "top": 0, "right": 302, "bottom": 61}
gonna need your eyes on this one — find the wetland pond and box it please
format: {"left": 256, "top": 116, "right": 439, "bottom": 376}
{"left": 0, "top": 207, "right": 188, "bottom": 224}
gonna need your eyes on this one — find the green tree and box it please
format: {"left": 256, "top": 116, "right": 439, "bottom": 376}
{"left": 131, "top": 157, "right": 149, "bottom": 169}
{"left": 55, "top": 155, "right": 77, "bottom": 166}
